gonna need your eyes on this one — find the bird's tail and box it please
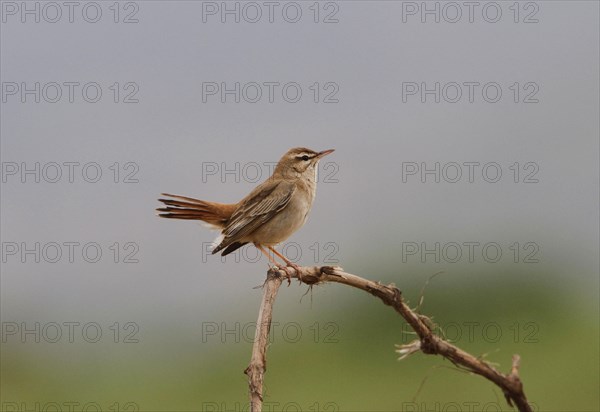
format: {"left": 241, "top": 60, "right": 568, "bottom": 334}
{"left": 156, "top": 193, "right": 236, "bottom": 229}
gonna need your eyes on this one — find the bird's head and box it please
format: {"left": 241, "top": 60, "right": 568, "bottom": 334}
{"left": 273, "top": 147, "right": 335, "bottom": 180}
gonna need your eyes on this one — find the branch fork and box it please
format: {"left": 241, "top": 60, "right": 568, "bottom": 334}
{"left": 244, "top": 265, "right": 532, "bottom": 412}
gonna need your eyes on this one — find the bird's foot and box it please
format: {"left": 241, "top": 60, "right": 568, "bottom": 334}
{"left": 280, "top": 264, "right": 301, "bottom": 285}
{"left": 285, "top": 262, "right": 302, "bottom": 282}
{"left": 268, "top": 264, "right": 292, "bottom": 286}
{"left": 271, "top": 260, "right": 302, "bottom": 285}
{"left": 282, "top": 266, "right": 292, "bottom": 286}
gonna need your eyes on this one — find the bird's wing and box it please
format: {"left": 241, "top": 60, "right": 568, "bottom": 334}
{"left": 221, "top": 179, "right": 296, "bottom": 242}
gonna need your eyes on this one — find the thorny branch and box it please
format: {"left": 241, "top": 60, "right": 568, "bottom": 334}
{"left": 244, "top": 269, "right": 283, "bottom": 412}
{"left": 244, "top": 265, "right": 532, "bottom": 412}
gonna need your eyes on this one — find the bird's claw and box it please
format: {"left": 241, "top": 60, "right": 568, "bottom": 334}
{"left": 271, "top": 262, "right": 302, "bottom": 286}
{"left": 286, "top": 262, "right": 303, "bottom": 283}
{"left": 282, "top": 266, "right": 293, "bottom": 285}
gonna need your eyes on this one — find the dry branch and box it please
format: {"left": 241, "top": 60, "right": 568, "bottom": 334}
{"left": 244, "top": 268, "right": 283, "bottom": 412}
{"left": 245, "top": 265, "right": 532, "bottom": 412}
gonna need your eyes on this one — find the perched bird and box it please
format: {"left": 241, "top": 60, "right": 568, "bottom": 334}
{"left": 157, "top": 147, "right": 334, "bottom": 270}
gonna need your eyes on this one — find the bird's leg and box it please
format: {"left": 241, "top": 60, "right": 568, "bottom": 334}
{"left": 256, "top": 244, "right": 279, "bottom": 267}
{"left": 256, "top": 244, "right": 291, "bottom": 285}
{"left": 268, "top": 246, "right": 300, "bottom": 269}
{"left": 268, "top": 246, "right": 302, "bottom": 281}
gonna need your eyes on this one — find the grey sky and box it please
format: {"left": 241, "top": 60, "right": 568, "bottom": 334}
{"left": 1, "top": 0, "right": 598, "bottom": 327}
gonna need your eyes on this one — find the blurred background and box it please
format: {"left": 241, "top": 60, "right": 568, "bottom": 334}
{"left": 1, "top": 1, "right": 598, "bottom": 411}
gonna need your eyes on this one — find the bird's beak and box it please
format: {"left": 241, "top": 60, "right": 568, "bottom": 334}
{"left": 316, "top": 149, "right": 335, "bottom": 158}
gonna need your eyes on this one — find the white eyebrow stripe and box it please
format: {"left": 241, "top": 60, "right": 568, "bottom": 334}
{"left": 296, "top": 153, "right": 316, "bottom": 158}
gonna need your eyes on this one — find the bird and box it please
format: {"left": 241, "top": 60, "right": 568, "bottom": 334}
{"left": 157, "top": 147, "right": 334, "bottom": 272}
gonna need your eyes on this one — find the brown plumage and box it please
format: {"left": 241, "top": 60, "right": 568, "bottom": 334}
{"left": 157, "top": 193, "right": 235, "bottom": 227}
{"left": 157, "top": 147, "right": 334, "bottom": 263}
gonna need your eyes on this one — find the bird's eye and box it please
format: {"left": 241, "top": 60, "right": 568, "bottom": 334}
{"left": 301, "top": 155, "right": 309, "bottom": 161}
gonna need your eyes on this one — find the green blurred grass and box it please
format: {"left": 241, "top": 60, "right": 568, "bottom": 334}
{"left": 2, "top": 265, "right": 599, "bottom": 411}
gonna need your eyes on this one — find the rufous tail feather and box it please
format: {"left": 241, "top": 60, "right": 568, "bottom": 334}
{"left": 156, "top": 193, "right": 235, "bottom": 229}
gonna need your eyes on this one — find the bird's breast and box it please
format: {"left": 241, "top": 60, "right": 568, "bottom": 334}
{"left": 249, "top": 181, "right": 316, "bottom": 245}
